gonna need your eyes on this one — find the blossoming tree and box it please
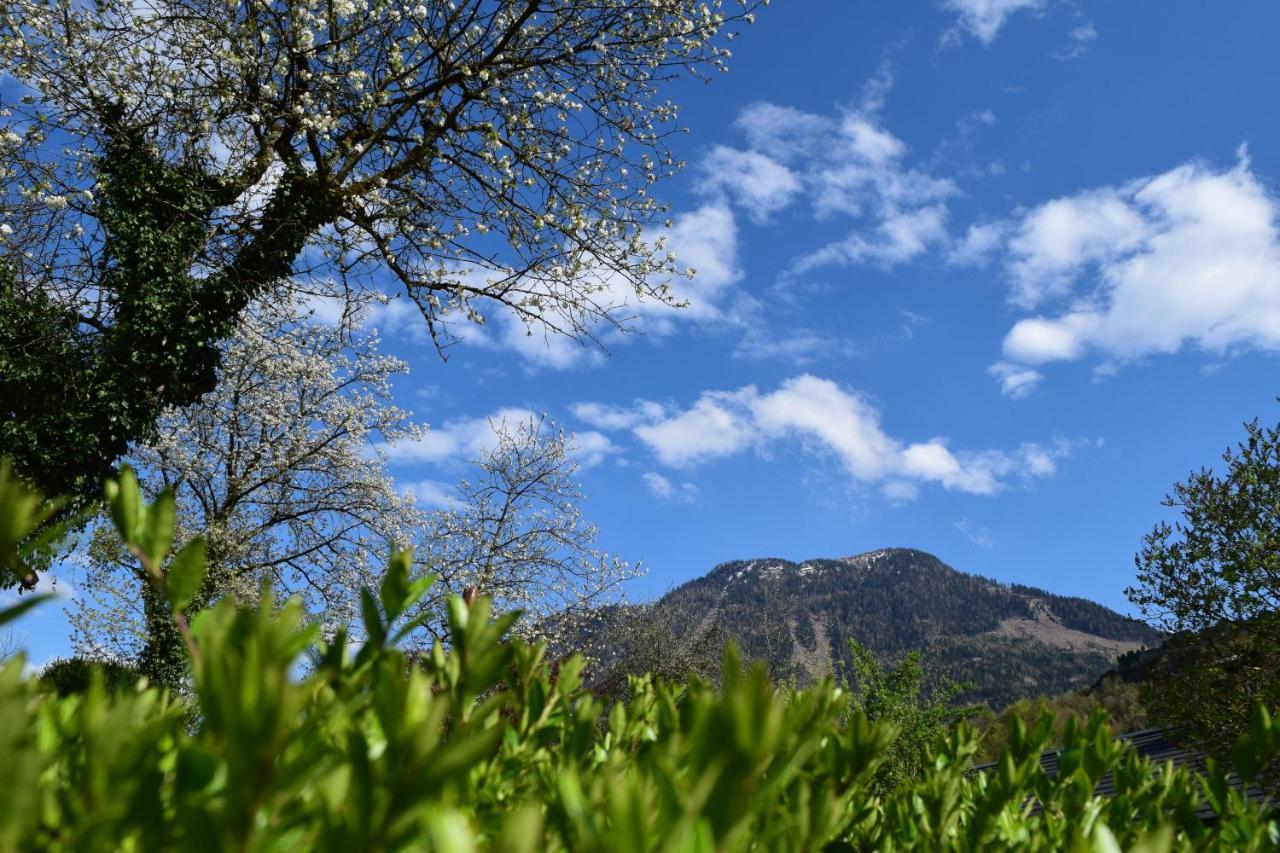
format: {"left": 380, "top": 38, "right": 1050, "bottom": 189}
{"left": 71, "top": 296, "right": 427, "bottom": 685}
{"left": 407, "top": 415, "right": 638, "bottom": 651}
{"left": 0, "top": 0, "right": 757, "bottom": 546}
{"left": 72, "top": 303, "right": 635, "bottom": 684}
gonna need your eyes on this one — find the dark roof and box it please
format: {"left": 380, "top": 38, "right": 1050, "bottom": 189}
{"left": 971, "top": 727, "right": 1271, "bottom": 822}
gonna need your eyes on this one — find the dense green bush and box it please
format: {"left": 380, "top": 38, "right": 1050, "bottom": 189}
{"left": 37, "top": 656, "right": 141, "bottom": 697}
{"left": 0, "top": 465, "right": 1276, "bottom": 850}
{"left": 971, "top": 680, "right": 1151, "bottom": 763}
{"left": 842, "top": 639, "right": 978, "bottom": 796}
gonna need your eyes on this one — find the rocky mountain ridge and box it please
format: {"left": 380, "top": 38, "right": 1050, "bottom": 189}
{"left": 643, "top": 548, "right": 1161, "bottom": 708}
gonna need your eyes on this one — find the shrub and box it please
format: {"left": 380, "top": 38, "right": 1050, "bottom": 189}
{"left": 37, "top": 656, "right": 140, "bottom": 697}
{"left": 842, "top": 638, "right": 979, "bottom": 795}
{"left": 0, "top": 462, "right": 1274, "bottom": 850}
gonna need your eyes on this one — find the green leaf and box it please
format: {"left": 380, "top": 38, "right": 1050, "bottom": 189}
{"left": 0, "top": 593, "right": 52, "bottom": 628}
{"left": 141, "top": 489, "right": 176, "bottom": 568}
{"left": 1089, "top": 823, "right": 1122, "bottom": 853}
{"left": 425, "top": 810, "right": 476, "bottom": 853}
{"left": 1233, "top": 738, "right": 1259, "bottom": 785}
{"left": 106, "top": 466, "right": 142, "bottom": 544}
{"left": 1249, "top": 703, "right": 1272, "bottom": 744}
{"left": 449, "top": 594, "right": 470, "bottom": 634}
{"left": 175, "top": 747, "right": 219, "bottom": 793}
{"left": 361, "top": 588, "right": 386, "bottom": 650}
{"left": 390, "top": 575, "right": 439, "bottom": 645}
{"left": 0, "top": 460, "right": 62, "bottom": 586}
{"left": 166, "top": 537, "right": 206, "bottom": 614}
{"left": 379, "top": 549, "right": 413, "bottom": 623}
{"left": 407, "top": 575, "right": 435, "bottom": 605}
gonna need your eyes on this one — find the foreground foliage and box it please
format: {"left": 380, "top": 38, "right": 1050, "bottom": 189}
{"left": 0, "top": 467, "right": 1276, "bottom": 849}
{"left": 2, "top": 593, "right": 1277, "bottom": 849}
{"left": 972, "top": 679, "right": 1150, "bottom": 763}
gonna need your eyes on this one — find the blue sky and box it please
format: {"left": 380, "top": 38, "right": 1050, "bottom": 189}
{"left": 18, "top": 0, "right": 1280, "bottom": 661}
{"left": 373, "top": 0, "right": 1280, "bottom": 614}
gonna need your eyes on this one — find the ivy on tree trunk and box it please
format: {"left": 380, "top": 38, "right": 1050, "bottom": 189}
{"left": 1, "top": 134, "right": 339, "bottom": 555}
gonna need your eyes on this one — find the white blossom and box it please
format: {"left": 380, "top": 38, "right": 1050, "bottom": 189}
{"left": 70, "top": 294, "right": 428, "bottom": 657}
{"left": 406, "top": 416, "right": 640, "bottom": 652}
{"left": 0, "top": 0, "right": 758, "bottom": 358}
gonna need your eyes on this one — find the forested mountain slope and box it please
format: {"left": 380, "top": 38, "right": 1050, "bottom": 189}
{"left": 639, "top": 548, "right": 1162, "bottom": 709}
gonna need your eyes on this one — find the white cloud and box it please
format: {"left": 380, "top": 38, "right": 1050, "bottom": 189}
{"left": 317, "top": 289, "right": 593, "bottom": 376}
{"left": 353, "top": 201, "right": 742, "bottom": 372}
{"left": 642, "top": 471, "right": 674, "bottom": 499}
{"left": 623, "top": 374, "right": 1068, "bottom": 500}
{"left": 571, "top": 400, "right": 667, "bottom": 432}
{"left": 809, "top": 133, "right": 956, "bottom": 222}
{"left": 1007, "top": 189, "right": 1148, "bottom": 307}
{"left": 299, "top": 293, "right": 352, "bottom": 326}
{"left": 1053, "top": 22, "right": 1098, "bottom": 61}
{"left": 1002, "top": 314, "right": 1095, "bottom": 363}
{"left": 1020, "top": 443, "right": 1060, "bottom": 477}
{"left": 709, "top": 82, "right": 957, "bottom": 277}
{"left": 793, "top": 205, "right": 950, "bottom": 272}
{"left": 881, "top": 480, "right": 921, "bottom": 504}
{"left": 383, "top": 407, "right": 616, "bottom": 472}
{"left": 0, "top": 572, "right": 74, "bottom": 607}
{"left": 403, "top": 479, "right": 458, "bottom": 510}
{"left": 381, "top": 407, "right": 535, "bottom": 464}
{"left": 955, "top": 517, "right": 995, "bottom": 549}
{"left": 357, "top": 288, "right": 587, "bottom": 372}
{"left": 994, "top": 152, "right": 1280, "bottom": 382}
{"left": 487, "top": 315, "right": 605, "bottom": 371}
{"left": 900, "top": 442, "right": 990, "bottom": 492}
{"left": 366, "top": 295, "right": 432, "bottom": 343}
{"left": 734, "top": 102, "right": 834, "bottom": 163}
{"left": 399, "top": 264, "right": 609, "bottom": 371}
{"left": 570, "top": 430, "right": 618, "bottom": 468}
{"left": 843, "top": 114, "right": 907, "bottom": 166}
{"left": 929, "top": 110, "right": 1004, "bottom": 182}
{"left": 898, "top": 441, "right": 1056, "bottom": 495}
{"left": 642, "top": 471, "right": 699, "bottom": 502}
{"left": 633, "top": 388, "right": 759, "bottom": 468}
{"left": 479, "top": 202, "right": 742, "bottom": 368}
{"left": 697, "top": 146, "right": 802, "bottom": 224}
{"left": 940, "top": 0, "right": 1049, "bottom": 46}
{"left": 658, "top": 203, "right": 743, "bottom": 323}
{"left": 40, "top": 573, "right": 75, "bottom": 599}
{"left": 988, "top": 361, "right": 1044, "bottom": 398}
{"left": 751, "top": 376, "right": 901, "bottom": 481}
{"left": 731, "top": 324, "right": 860, "bottom": 364}
{"left": 949, "top": 222, "right": 1007, "bottom": 267}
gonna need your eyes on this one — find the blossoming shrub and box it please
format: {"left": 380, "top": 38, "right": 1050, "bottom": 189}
{"left": 0, "top": 465, "right": 1276, "bottom": 850}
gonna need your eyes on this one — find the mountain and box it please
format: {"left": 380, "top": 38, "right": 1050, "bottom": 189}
{"left": 629, "top": 548, "right": 1162, "bottom": 709}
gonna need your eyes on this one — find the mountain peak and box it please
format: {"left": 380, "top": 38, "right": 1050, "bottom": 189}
{"left": 703, "top": 548, "right": 946, "bottom": 585}
{"left": 837, "top": 547, "right": 941, "bottom": 567}
{"left": 656, "top": 548, "right": 1161, "bottom": 709}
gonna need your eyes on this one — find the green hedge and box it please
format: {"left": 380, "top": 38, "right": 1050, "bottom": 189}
{"left": 38, "top": 656, "right": 142, "bottom": 697}
{"left": 0, "top": 591, "right": 1276, "bottom": 850}
{"left": 0, "top": 463, "right": 1275, "bottom": 850}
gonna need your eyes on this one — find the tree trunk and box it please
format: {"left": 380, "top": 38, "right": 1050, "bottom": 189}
{"left": 137, "top": 545, "right": 232, "bottom": 690}
{"left": 137, "top": 582, "right": 187, "bottom": 691}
